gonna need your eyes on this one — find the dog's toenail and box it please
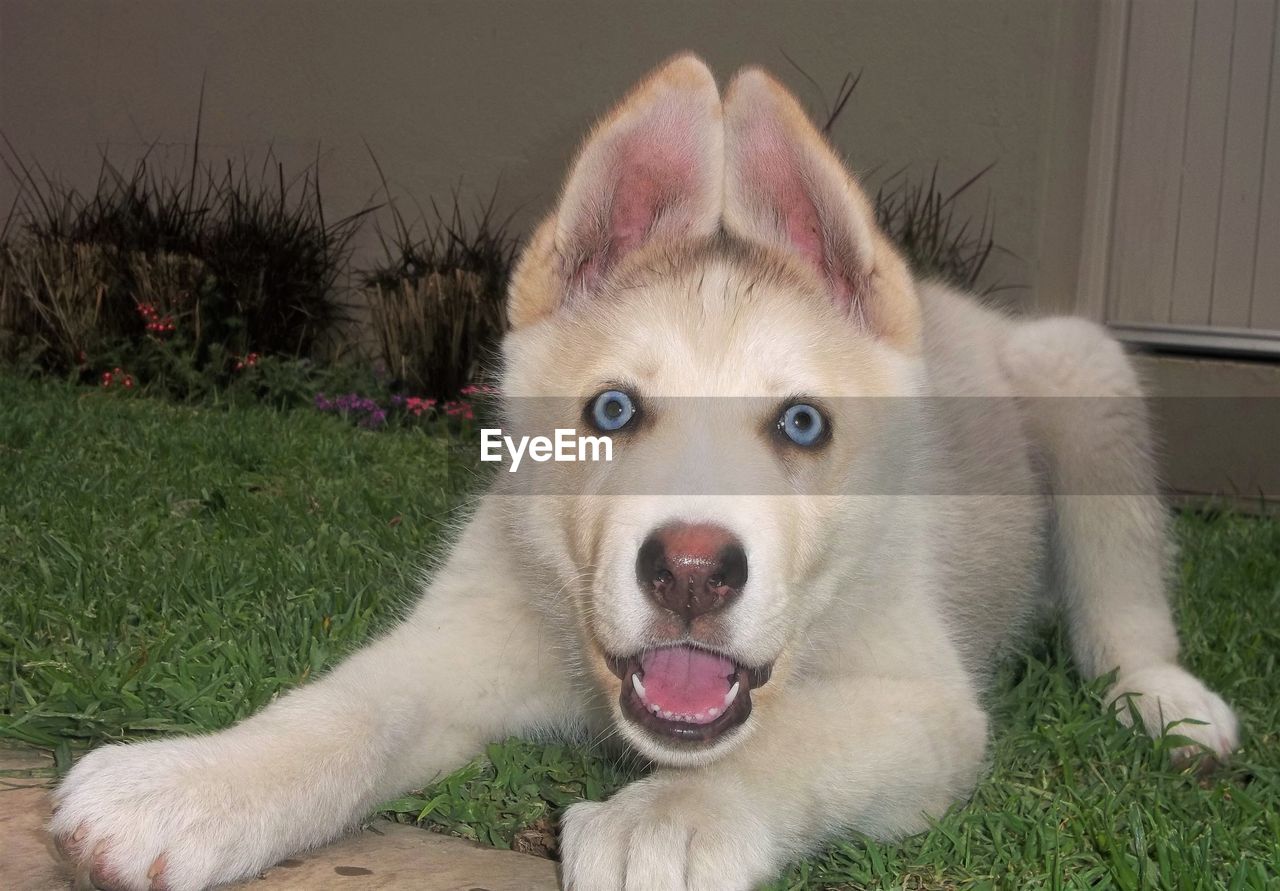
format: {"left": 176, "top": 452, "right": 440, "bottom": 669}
{"left": 148, "top": 854, "right": 171, "bottom": 891}
{"left": 53, "top": 832, "right": 77, "bottom": 863}
{"left": 88, "top": 840, "right": 126, "bottom": 890}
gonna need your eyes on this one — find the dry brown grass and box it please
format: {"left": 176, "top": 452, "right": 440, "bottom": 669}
{"left": 364, "top": 268, "right": 505, "bottom": 397}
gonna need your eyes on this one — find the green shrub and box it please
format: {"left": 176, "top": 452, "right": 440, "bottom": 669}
{"left": 222, "top": 356, "right": 383, "bottom": 412}
{"left": 196, "top": 161, "right": 366, "bottom": 358}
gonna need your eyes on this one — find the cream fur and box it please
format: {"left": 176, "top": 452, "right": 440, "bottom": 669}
{"left": 51, "top": 55, "right": 1238, "bottom": 891}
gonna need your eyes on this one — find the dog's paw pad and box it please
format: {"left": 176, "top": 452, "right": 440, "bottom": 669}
{"left": 1108, "top": 664, "right": 1239, "bottom": 761}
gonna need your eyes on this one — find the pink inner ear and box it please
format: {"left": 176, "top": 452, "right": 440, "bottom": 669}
{"left": 739, "top": 119, "right": 859, "bottom": 313}
{"left": 572, "top": 128, "right": 703, "bottom": 293}
{"left": 610, "top": 165, "right": 670, "bottom": 257}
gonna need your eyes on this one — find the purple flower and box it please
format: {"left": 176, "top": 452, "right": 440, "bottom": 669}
{"left": 313, "top": 389, "right": 396, "bottom": 430}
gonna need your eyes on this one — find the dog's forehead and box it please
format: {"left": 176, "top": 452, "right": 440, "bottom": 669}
{"left": 597, "top": 247, "right": 875, "bottom": 396}
{"left": 504, "top": 239, "right": 912, "bottom": 399}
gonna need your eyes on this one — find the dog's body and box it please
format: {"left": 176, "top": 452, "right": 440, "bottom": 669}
{"left": 52, "top": 57, "right": 1238, "bottom": 891}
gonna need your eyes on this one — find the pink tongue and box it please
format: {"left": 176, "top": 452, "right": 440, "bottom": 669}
{"left": 639, "top": 647, "right": 736, "bottom": 715}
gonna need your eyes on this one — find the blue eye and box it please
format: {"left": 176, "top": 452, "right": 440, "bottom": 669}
{"left": 779, "top": 403, "right": 826, "bottom": 447}
{"left": 590, "top": 390, "right": 636, "bottom": 432}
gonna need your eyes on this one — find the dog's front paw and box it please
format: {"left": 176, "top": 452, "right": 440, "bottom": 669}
{"left": 1109, "top": 664, "right": 1239, "bottom": 763}
{"left": 50, "top": 736, "right": 277, "bottom": 891}
{"left": 560, "top": 775, "right": 779, "bottom": 891}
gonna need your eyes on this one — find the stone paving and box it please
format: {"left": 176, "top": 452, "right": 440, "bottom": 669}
{"left": 0, "top": 746, "right": 559, "bottom": 890}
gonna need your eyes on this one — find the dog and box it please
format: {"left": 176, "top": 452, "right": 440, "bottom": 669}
{"left": 50, "top": 55, "right": 1239, "bottom": 891}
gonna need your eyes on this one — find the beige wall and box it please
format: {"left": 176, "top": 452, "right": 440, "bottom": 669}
{"left": 0, "top": 0, "right": 1099, "bottom": 308}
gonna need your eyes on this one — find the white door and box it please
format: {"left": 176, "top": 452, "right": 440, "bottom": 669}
{"left": 1081, "top": 0, "right": 1280, "bottom": 356}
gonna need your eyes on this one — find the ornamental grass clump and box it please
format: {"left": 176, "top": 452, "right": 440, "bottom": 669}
{"left": 1, "top": 114, "right": 369, "bottom": 390}
{"left": 360, "top": 175, "right": 515, "bottom": 400}
{"left": 0, "top": 240, "right": 113, "bottom": 371}
{"left": 0, "top": 236, "right": 228, "bottom": 397}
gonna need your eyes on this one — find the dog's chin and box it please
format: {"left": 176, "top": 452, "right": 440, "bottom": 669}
{"left": 604, "top": 646, "right": 774, "bottom": 767}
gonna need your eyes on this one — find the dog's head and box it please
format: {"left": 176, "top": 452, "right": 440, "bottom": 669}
{"left": 499, "top": 55, "right": 925, "bottom": 765}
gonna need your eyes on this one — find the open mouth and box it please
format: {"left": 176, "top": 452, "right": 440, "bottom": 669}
{"left": 606, "top": 645, "right": 773, "bottom": 744}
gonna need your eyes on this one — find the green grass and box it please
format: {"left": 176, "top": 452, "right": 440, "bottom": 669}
{"left": 2, "top": 373, "right": 1277, "bottom": 889}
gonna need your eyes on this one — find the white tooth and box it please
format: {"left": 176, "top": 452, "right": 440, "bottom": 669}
{"left": 708, "top": 707, "right": 720, "bottom": 718}
{"left": 650, "top": 703, "right": 662, "bottom": 715}
{"left": 631, "top": 673, "right": 646, "bottom": 699}
{"left": 662, "top": 710, "right": 674, "bottom": 720}
{"left": 693, "top": 712, "right": 705, "bottom": 722}
{"left": 723, "top": 681, "right": 740, "bottom": 708}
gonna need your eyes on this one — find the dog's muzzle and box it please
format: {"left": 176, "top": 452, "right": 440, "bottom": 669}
{"left": 605, "top": 521, "right": 771, "bottom": 744}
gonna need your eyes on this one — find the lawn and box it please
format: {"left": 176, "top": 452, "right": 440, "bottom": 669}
{"left": 1, "top": 373, "right": 1277, "bottom": 889}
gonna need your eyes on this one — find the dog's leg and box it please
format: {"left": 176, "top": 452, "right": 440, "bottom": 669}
{"left": 1002, "top": 317, "right": 1238, "bottom": 759}
{"left": 49, "top": 501, "right": 577, "bottom": 891}
{"left": 561, "top": 672, "right": 988, "bottom": 891}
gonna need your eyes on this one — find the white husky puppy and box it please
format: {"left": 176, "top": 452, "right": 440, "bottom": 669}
{"left": 51, "top": 55, "right": 1238, "bottom": 891}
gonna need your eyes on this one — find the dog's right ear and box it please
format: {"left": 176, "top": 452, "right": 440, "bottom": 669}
{"left": 507, "top": 54, "right": 723, "bottom": 328}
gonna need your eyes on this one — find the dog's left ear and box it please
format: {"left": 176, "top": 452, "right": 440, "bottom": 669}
{"left": 508, "top": 54, "right": 723, "bottom": 328}
{"left": 722, "top": 68, "right": 920, "bottom": 352}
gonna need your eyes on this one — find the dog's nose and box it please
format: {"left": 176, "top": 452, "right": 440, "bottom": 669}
{"left": 635, "top": 523, "right": 747, "bottom": 621}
